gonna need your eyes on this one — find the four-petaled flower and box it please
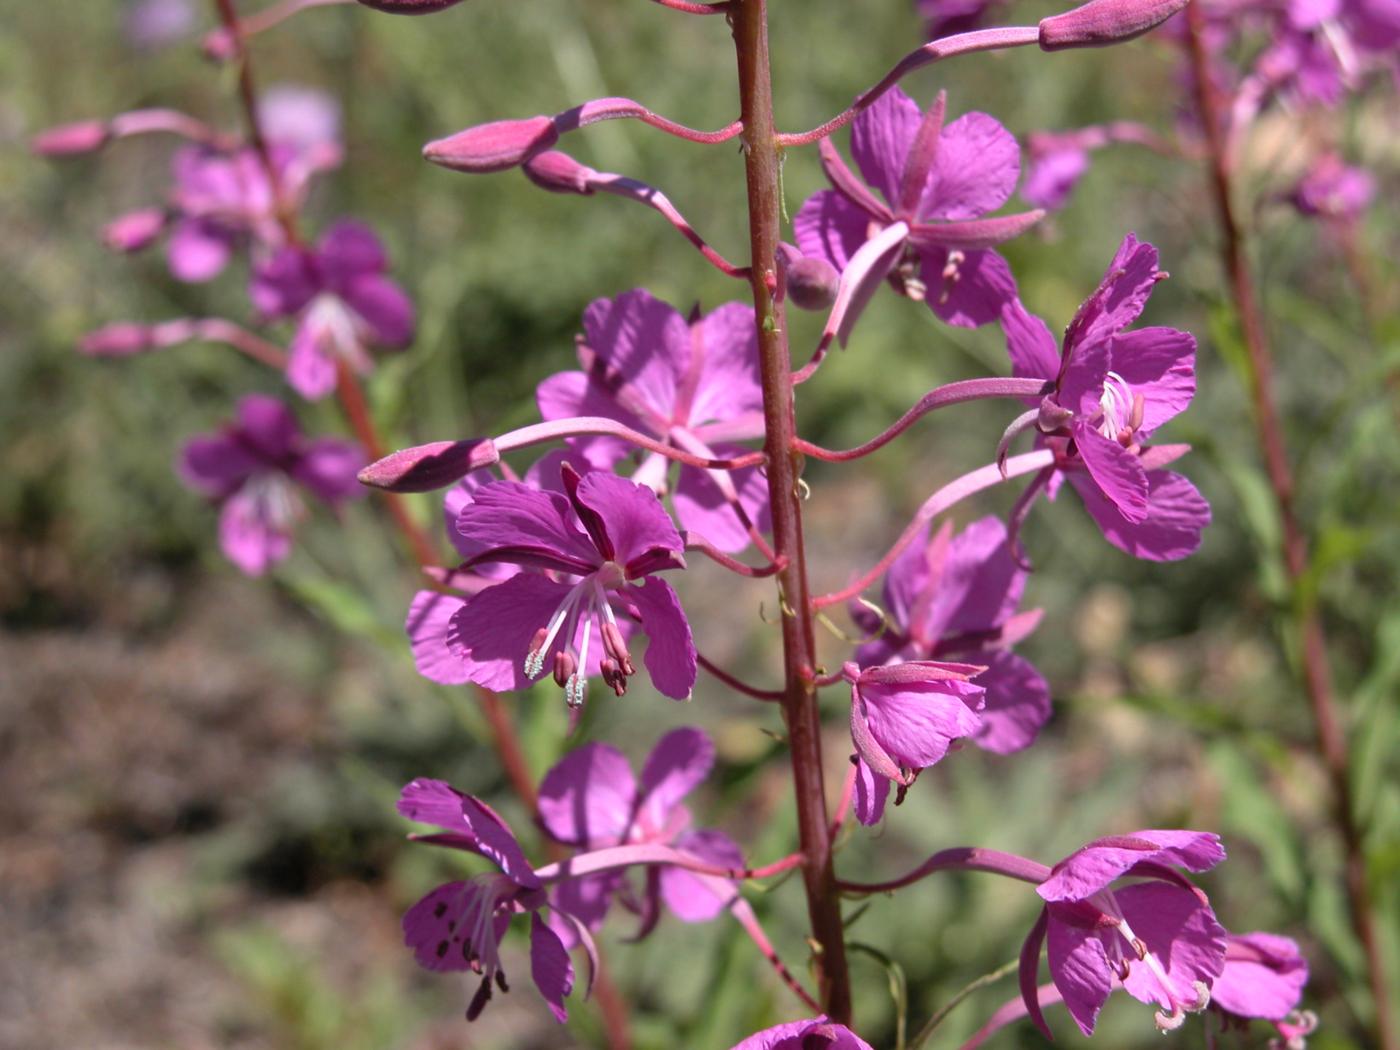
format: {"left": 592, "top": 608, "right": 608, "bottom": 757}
{"left": 178, "top": 394, "right": 364, "bottom": 575}
{"left": 854, "top": 516, "right": 1052, "bottom": 758}
{"left": 251, "top": 220, "right": 415, "bottom": 400}
{"left": 843, "top": 659, "right": 986, "bottom": 825}
{"left": 446, "top": 463, "right": 697, "bottom": 705}
{"left": 538, "top": 727, "right": 742, "bottom": 937}
{"left": 1003, "top": 233, "right": 1211, "bottom": 560}
{"left": 795, "top": 85, "right": 1037, "bottom": 329}
{"left": 729, "top": 1017, "right": 874, "bottom": 1050}
{"left": 537, "top": 289, "right": 770, "bottom": 552}
{"left": 1023, "top": 830, "right": 1228, "bottom": 1037}
{"left": 398, "top": 778, "right": 588, "bottom": 1023}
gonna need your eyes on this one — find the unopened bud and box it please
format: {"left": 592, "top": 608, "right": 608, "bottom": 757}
{"left": 785, "top": 255, "right": 840, "bottom": 311}
{"left": 200, "top": 27, "right": 237, "bottom": 62}
{"left": 1038, "top": 0, "right": 1189, "bottom": 49}
{"left": 356, "top": 438, "right": 498, "bottom": 492}
{"left": 355, "top": 0, "right": 465, "bottom": 12}
{"left": 79, "top": 323, "right": 154, "bottom": 357}
{"left": 31, "top": 120, "right": 109, "bottom": 157}
{"left": 522, "top": 150, "right": 598, "bottom": 195}
{"left": 103, "top": 209, "right": 167, "bottom": 253}
{"left": 423, "top": 116, "right": 559, "bottom": 175}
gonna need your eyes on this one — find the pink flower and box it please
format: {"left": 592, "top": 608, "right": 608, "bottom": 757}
{"left": 1003, "top": 233, "right": 1210, "bottom": 560}
{"left": 178, "top": 394, "right": 364, "bottom": 575}
{"left": 1212, "top": 932, "right": 1314, "bottom": 1045}
{"left": 538, "top": 728, "right": 742, "bottom": 936}
{"left": 1022, "top": 830, "right": 1228, "bottom": 1036}
{"left": 1289, "top": 153, "right": 1375, "bottom": 220}
{"left": 729, "top": 1018, "right": 874, "bottom": 1050}
{"left": 251, "top": 221, "right": 416, "bottom": 400}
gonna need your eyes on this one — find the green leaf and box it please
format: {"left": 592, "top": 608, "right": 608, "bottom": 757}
{"left": 849, "top": 942, "right": 909, "bottom": 1050}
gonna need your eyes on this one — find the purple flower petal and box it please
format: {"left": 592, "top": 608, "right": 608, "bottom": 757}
{"left": 166, "top": 217, "right": 233, "bottom": 282}
{"left": 1022, "top": 146, "right": 1091, "bottom": 210}
{"left": 1039, "top": 829, "right": 1224, "bottom": 901}
{"left": 250, "top": 246, "right": 318, "bottom": 319}
{"left": 290, "top": 437, "right": 366, "bottom": 503}
{"left": 638, "top": 727, "right": 715, "bottom": 825}
{"left": 850, "top": 86, "right": 922, "bottom": 207}
{"left": 538, "top": 742, "right": 637, "bottom": 847}
{"left": 920, "top": 247, "right": 1018, "bottom": 328}
{"left": 406, "top": 590, "right": 470, "bottom": 685}
{"left": 686, "top": 301, "right": 764, "bottom": 423}
{"left": 1076, "top": 426, "right": 1149, "bottom": 522}
{"left": 449, "top": 572, "right": 576, "bottom": 691}
{"left": 551, "top": 872, "right": 624, "bottom": 938}
{"left": 625, "top": 576, "right": 697, "bottom": 700}
{"left": 921, "top": 111, "right": 1021, "bottom": 221}
{"left": 529, "top": 912, "right": 574, "bottom": 1023}
{"left": 343, "top": 273, "right": 416, "bottom": 349}
{"left": 793, "top": 189, "right": 875, "bottom": 273}
{"left": 853, "top": 756, "right": 890, "bottom": 826}
{"left": 286, "top": 322, "right": 339, "bottom": 401}
{"left": 219, "top": 486, "right": 294, "bottom": 575}
{"left": 1073, "top": 233, "right": 1162, "bottom": 350}
{"left": 928, "top": 515, "right": 1026, "bottom": 638}
{"left": 660, "top": 827, "right": 744, "bottom": 922}
{"left": 1002, "top": 299, "right": 1062, "bottom": 386}
{"left": 729, "top": 1019, "right": 875, "bottom": 1050}
{"left": 535, "top": 370, "right": 648, "bottom": 469}
{"left": 397, "top": 778, "right": 541, "bottom": 887}
{"left": 572, "top": 471, "right": 685, "bottom": 575}
{"left": 968, "top": 650, "right": 1052, "bottom": 754}
{"left": 235, "top": 394, "right": 301, "bottom": 457}
{"left": 1045, "top": 912, "right": 1116, "bottom": 1035}
{"left": 1108, "top": 327, "right": 1196, "bottom": 439}
{"left": 1212, "top": 932, "right": 1308, "bottom": 1020}
{"left": 178, "top": 434, "right": 260, "bottom": 498}
{"left": 581, "top": 289, "right": 688, "bottom": 423}
{"left": 1118, "top": 882, "right": 1227, "bottom": 1013}
{"left": 403, "top": 881, "right": 485, "bottom": 973}
{"left": 319, "top": 220, "right": 387, "bottom": 284}
{"left": 1070, "top": 468, "right": 1210, "bottom": 561}
{"left": 456, "top": 481, "right": 599, "bottom": 574}
{"left": 853, "top": 670, "right": 985, "bottom": 773}
{"left": 671, "top": 455, "right": 770, "bottom": 554}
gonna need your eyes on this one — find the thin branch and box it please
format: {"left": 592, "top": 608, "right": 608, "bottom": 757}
{"left": 835, "top": 847, "right": 1052, "bottom": 896}
{"left": 697, "top": 651, "right": 785, "bottom": 701}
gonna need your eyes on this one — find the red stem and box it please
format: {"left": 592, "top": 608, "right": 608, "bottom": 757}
{"left": 696, "top": 651, "right": 785, "bottom": 701}
{"left": 834, "top": 847, "right": 1052, "bottom": 896}
{"left": 1184, "top": 11, "right": 1395, "bottom": 1050}
{"left": 731, "top": 0, "right": 853, "bottom": 1023}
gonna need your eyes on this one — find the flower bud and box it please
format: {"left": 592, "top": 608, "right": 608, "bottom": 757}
{"left": 31, "top": 120, "right": 109, "bottom": 157}
{"left": 1038, "top": 0, "right": 1189, "bottom": 49}
{"left": 423, "top": 116, "right": 559, "bottom": 174}
{"left": 200, "top": 27, "right": 237, "bottom": 62}
{"left": 522, "top": 150, "right": 598, "bottom": 195}
{"left": 355, "top": 0, "right": 465, "bottom": 12}
{"left": 79, "top": 323, "right": 155, "bottom": 357}
{"left": 103, "top": 209, "right": 167, "bottom": 253}
{"left": 357, "top": 438, "right": 499, "bottom": 492}
{"left": 785, "top": 255, "right": 840, "bottom": 311}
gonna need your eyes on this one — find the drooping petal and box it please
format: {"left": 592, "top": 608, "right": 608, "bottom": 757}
{"left": 178, "top": 434, "right": 260, "bottom": 498}
{"left": 625, "top": 576, "right": 697, "bottom": 700}
{"left": 967, "top": 650, "right": 1052, "bottom": 754}
{"left": 218, "top": 486, "right": 294, "bottom": 576}
{"left": 456, "top": 481, "right": 599, "bottom": 574}
{"left": 1107, "top": 327, "right": 1196, "bottom": 439}
{"left": 166, "top": 217, "right": 234, "bottom": 282}
{"left": 1039, "top": 829, "right": 1224, "bottom": 901}
{"left": 529, "top": 913, "right": 575, "bottom": 1023}
{"left": 406, "top": 590, "right": 470, "bottom": 685}
{"left": 852, "top": 756, "right": 890, "bottom": 826}
{"left": 290, "top": 437, "right": 366, "bottom": 503}
{"left": 1076, "top": 426, "right": 1149, "bottom": 522}
{"left": 920, "top": 247, "right": 1018, "bottom": 328}
{"left": 1118, "top": 882, "right": 1227, "bottom": 1013}
{"left": 1002, "top": 299, "right": 1062, "bottom": 386}
{"left": 1212, "top": 932, "right": 1308, "bottom": 1020}
{"left": 403, "top": 881, "right": 485, "bottom": 973}
{"left": 854, "top": 671, "right": 985, "bottom": 772}
{"left": 572, "top": 471, "right": 685, "bottom": 576}
{"left": 638, "top": 727, "right": 715, "bottom": 825}
{"left": 660, "top": 827, "right": 744, "bottom": 922}
{"left": 793, "top": 189, "right": 876, "bottom": 273}
{"left": 318, "top": 220, "right": 387, "bottom": 284}
{"left": 286, "top": 322, "right": 339, "bottom": 401}
{"left": 581, "top": 289, "right": 688, "bottom": 422}
{"left": 342, "top": 273, "right": 416, "bottom": 349}
{"left": 686, "top": 301, "right": 764, "bottom": 423}
{"left": 850, "top": 86, "right": 922, "bottom": 207}
{"left": 1070, "top": 468, "right": 1210, "bottom": 561}
{"left": 1045, "top": 912, "right": 1116, "bottom": 1036}
{"left": 398, "top": 778, "right": 541, "bottom": 887}
{"left": 449, "top": 572, "right": 577, "bottom": 691}
{"left": 921, "top": 111, "right": 1021, "bottom": 220}
{"left": 538, "top": 742, "right": 637, "bottom": 848}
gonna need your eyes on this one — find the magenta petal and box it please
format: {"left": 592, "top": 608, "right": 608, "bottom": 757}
{"left": 235, "top": 394, "right": 300, "bottom": 456}
{"left": 1076, "top": 427, "right": 1149, "bottom": 521}
{"left": 920, "top": 247, "right": 1018, "bottom": 328}
{"left": 1212, "top": 932, "right": 1308, "bottom": 1020}
{"left": 551, "top": 872, "right": 624, "bottom": 938}
{"left": 793, "top": 189, "right": 874, "bottom": 273}
{"left": 319, "top": 220, "right": 386, "bottom": 282}
{"left": 406, "top": 590, "right": 470, "bottom": 685}
{"left": 166, "top": 217, "right": 233, "bottom": 282}
{"left": 626, "top": 577, "right": 697, "bottom": 700}
{"left": 538, "top": 742, "right": 637, "bottom": 847}
{"left": 291, "top": 438, "right": 366, "bottom": 503}
{"left": 456, "top": 481, "right": 599, "bottom": 572}
{"left": 1002, "top": 299, "right": 1061, "bottom": 386}
{"left": 1071, "top": 469, "right": 1210, "bottom": 561}
{"left": 968, "top": 650, "right": 1052, "bottom": 754}
{"left": 929, "top": 515, "right": 1026, "bottom": 638}
{"left": 343, "top": 274, "right": 415, "bottom": 349}
{"left": 403, "top": 881, "right": 481, "bottom": 973}
{"left": 581, "top": 289, "right": 688, "bottom": 420}
{"left": 1046, "top": 912, "right": 1115, "bottom": 1036}
{"left": 1039, "top": 829, "right": 1224, "bottom": 901}
{"left": 672, "top": 454, "right": 770, "bottom": 554}
{"left": 573, "top": 471, "right": 684, "bottom": 572}
{"left": 880, "top": 520, "right": 935, "bottom": 634}
{"left": 449, "top": 572, "right": 575, "bottom": 691}
{"left": 250, "top": 246, "right": 318, "bottom": 318}
{"left": 660, "top": 828, "right": 744, "bottom": 922}
{"left": 729, "top": 1019, "right": 875, "bottom": 1050}
{"left": 398, "top": 778, "right": 541, "bottom": 887}
{"left": 219, "top": 487, "right": 293, "bottom": 575}
{"left": 179, "top": 434, "right": 259, "bottom": 497}
{"left": 1108, "top": 327, "right": 1196, "bottom": 438}
{"left": 687, "top": 301, "right": 764, "bottom": 423}
{"left": 286, "top": 324, "right": 339, "bottom": 401}
{"left": 1022, "top": 147, "right": 1091, "bottom": 210}
{"left": 1078, "top": 233, "right": 1162, "bottom": 346}
{"left": 856, "top": 674, "right": 985, "bottom": 771}
{"left": 921, "top": 111, "right": 1021, "bottom": 220}
{"left": 853, "top": 756, "right": 890, "bottom": 826}
{"left": 850, "top": 86, "right": 922, "bottom": 207}
{"left": 530, "top": 913, "right": 574, "bottom": 1023}
{"left": 1118, "top": 882, "right": 1227, "bottom": 1011}
{"left": 638, "top": 727, "right": 715, "bottom": 824}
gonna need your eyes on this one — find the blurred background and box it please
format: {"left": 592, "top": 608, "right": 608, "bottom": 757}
{"left": 2, "top": 0, "right": 1398, "bottom": 1047}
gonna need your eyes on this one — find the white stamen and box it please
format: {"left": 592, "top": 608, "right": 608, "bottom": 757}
{"left": 567, "top": 615, "right": 593, "bottom": 708}
{"left": 524, "top": 584, "right": 584, "bottom": 679}
{"left": 1099, "top": 370, "right": 1137, "bottom": 438}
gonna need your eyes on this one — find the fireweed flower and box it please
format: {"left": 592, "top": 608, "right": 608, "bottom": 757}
{"left": 446, "top": 463, "right": 696, "bottom": 705}
{"left": 843, "top": 660, "right": 986, "bottom": 825}
{"left": 178, "top": 394, "right": 364, "bottom": 575}
{"left": 397, "top": 778, "right": 587, "bottom": 1023}
{"left": 536, "top": 289, "right": 769, "bottom": 552}
{"left": 794, "top": 86, "right": 1036, "bottom": 329}
{"left": 250, "top": 220, "right": 416, "bottom": 400}
{"left": 853, "top": 516, "right": 1051, "bottom": 756}
{"left": 1288, "top": 152, "right": 1375, "bottom": 220}
{"left": 729, "top": 1018, "right": 874, "bottom": 1050}
{"left": 1002, "top": 233, "right": 1210, "bottom": 560}
{"left": 1210, "top": 932, "right": 1314, "bottom": 1045}
{"left": 1024, "top": 830, "right": 1228, "bottom": 1036}
{"left": 538, "top": 727, "right": 742, "bottom": 936}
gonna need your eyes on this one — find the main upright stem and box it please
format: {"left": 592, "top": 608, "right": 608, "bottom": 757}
{"left": 1185, "top": 10, "right": 1395, "bottom": 1050}
{"left": 730, "top": 0, "right": 853, "bottom": 1023}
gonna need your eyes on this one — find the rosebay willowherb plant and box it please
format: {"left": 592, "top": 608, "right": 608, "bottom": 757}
{"left": 40, "top": 0, "right": 1389, "bottom": 1044}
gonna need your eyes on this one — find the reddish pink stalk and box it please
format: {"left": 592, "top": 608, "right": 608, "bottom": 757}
{"left": 835, "top": 847, "right": 1052, "bottom": 895}
{"left": 493, "top": 417, "right": 766, "bottom": 470}
{"left": 696, "top": 651, "right": 785, "bottom": 701}
{"left": 554, "top": 96, "right": 743, "bottom": 145}
{"left": 649, "top": 0, "right": 731, "bottom": 13}
{"left": 685, "top": 532, "right": 786, "bottom": 578}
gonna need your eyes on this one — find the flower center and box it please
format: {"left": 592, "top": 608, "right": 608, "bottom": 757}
{"left": 1097, "top": 370, "right": 1145, "bottom": 446}
{"left": 241, "top": 471, "right": 302, "bottom": 531}
{"left": 523, "top": 570, "right": 636, "bottom": 707}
